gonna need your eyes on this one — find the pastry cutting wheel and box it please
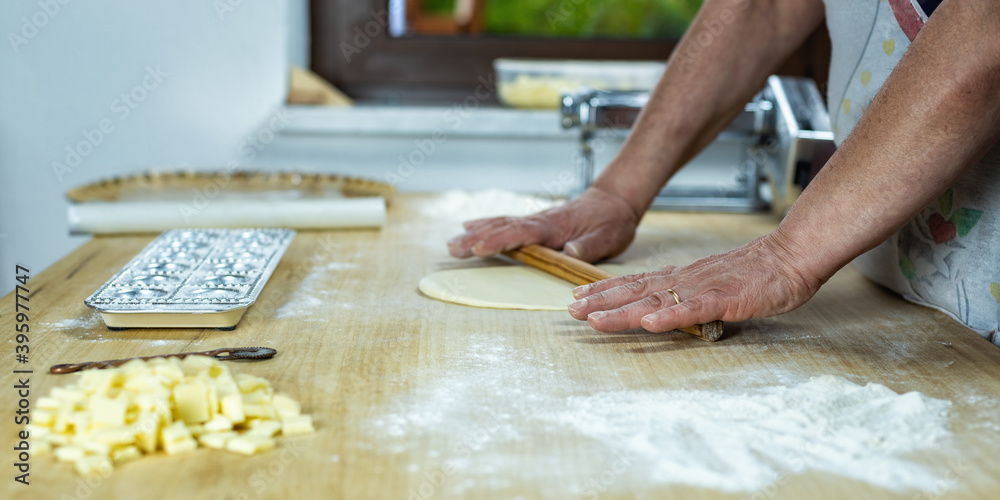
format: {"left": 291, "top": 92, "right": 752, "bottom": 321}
{"left": 49, "top": 347, "right": 278, "bottom": 373}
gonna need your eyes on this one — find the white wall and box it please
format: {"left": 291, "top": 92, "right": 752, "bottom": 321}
{"left": 0, "top": 0, "right": 297, "bottom": 292}
{"left": 287, "top": 0, "right": 310, "bottom": 68}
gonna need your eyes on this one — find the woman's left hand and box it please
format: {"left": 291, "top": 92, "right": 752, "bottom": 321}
{"left": 567, "top": 234, "right": 825, "bottom": 333}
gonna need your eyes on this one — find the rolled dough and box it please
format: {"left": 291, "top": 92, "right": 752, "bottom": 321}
{"left": 419, "top": 264, "right": 641, "bottom": 310}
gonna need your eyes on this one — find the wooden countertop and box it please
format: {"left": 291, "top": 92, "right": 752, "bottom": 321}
{"left": 3, "top": 193, "right": 999, "bottom": 499}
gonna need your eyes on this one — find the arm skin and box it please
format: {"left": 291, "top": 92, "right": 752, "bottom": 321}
{"left": 571, "top": 0, "right": 1000, "bottom": 333}
{"left": 591, "top": 0, "right": 828, "bottom": 219}
{"left": 448, "top": 0, "right": 826, "bottom": 263}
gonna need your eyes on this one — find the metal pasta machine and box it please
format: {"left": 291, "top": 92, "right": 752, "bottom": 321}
{"left": 559, "top": 76, "right": 836, "bottom": 214}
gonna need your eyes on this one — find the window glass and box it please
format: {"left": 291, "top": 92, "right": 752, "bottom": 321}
{"left": 395, "top": 0, "right": 704, "bottom": 38}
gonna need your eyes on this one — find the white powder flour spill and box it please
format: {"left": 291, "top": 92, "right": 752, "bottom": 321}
{"left": 38, "top": 312, "right": 189, "bottom": 345}
{"left": 275, "top": 261, "right": 358, "bottom": 319}
{"left": 550, "top": 376, "right": 952, "bottom": 493}
{"left": 420, "top": 190, "right": 563, "bottom": 221}
{"left": 42, "top": 312, "right": 102, "bottom": 330}
{"left": 368, "top": 339, "right": 957, "bottom": 495}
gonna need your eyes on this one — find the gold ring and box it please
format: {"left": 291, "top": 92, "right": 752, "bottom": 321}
{"left": 666, "top": 288, "right": 681, "bottom": 305}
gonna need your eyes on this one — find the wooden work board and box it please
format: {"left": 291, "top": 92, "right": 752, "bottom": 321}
{"left": 2, "top": 193, "right": 999, "bottom": 499}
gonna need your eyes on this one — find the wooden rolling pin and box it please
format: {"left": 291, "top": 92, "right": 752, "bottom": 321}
{"left": 503, "top": 244, "right": 723, "bottom": 341}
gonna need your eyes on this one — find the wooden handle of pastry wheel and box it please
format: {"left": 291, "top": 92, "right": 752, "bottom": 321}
{"left": 502, "top": 244, "right": 724, "bottom": 342}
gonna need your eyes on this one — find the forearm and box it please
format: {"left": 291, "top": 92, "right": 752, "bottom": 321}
{"left": 772, "top": 0, "right": 1000, "bottom": 282}
{"left": 595, "top": 0, "right": 826, "bottom": 216}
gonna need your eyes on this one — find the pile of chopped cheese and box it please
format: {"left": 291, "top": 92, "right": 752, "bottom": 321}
{"left": 29, "top": 355, "right": 314, "bottom": 476}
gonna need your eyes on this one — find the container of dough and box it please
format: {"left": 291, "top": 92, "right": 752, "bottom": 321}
{"left": 494, "top": 58, "right": 665, "bottom": 109}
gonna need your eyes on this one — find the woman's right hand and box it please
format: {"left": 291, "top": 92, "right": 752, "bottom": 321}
{"left": 447, "top": 187, "right": 642, "bottom": 263}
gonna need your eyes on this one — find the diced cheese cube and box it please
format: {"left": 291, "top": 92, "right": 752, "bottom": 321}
{"left": 225, "top": 435, "right": 274, "bottom": 456}
{"left": 70, "top": 412, "right": 90, "bottom": 436}
{"left": 241, "top": 390, "right": 271, "bottom": 405}
{"left": 130, "top": 393, "right": 156, "bottom": 412}
{"left": 160, "top": 421, "right": 192, "bottom": 445}
{"left": 185, "top": 356, "right": 231, "bottom": 380}
{"left": 89, "top": 396, "right": 127, "bottom": 429}
{"left": 180, "top": 355, "right": 219, "bottom": 376}
{"left": 134, "top": 422, "right": 158, "bottom": 454}
{"left": 124, "top": 374, "right": 169, "bottom": 394}
{"left": 118, "top": 358, "right": 148, "bottom": 374}
{"left": 131, "top": 408, "right": 161, "bottom": 431}
{"left": 280, "top": 415, "right": 315, "bottom": 436}
{"left": 220, "top": 394, "right": 245, "bottom": 424}
{"left": 110, "top": 445, "right": 142, "bottom": 465}
{"left": 204, "top": 416, "right": 233, "bottom": 433}
{"left": 53, "top": 409, "right": 72, "bottom": 433}
{"left": 25, "top": 424, "right": 51, "bottom": 438}
{"left": 213, "top": 377, "right": 240, "bottom": 399}
{"left": 271, "top": 394, "right": 301, "bottom": 418}
{"left": 203, "top": 377, "right": 219, "bottom": 421}
{"left": 145, "top": 357, "right": 168, "bottom": 367}
{"left": 160, "top": 422, "right": 195, "bottom": 456}
{"left": 243, "top": 404, "right": 276, "bottom": 420}
{"left": 198, "top": 431, "right": 237, "bottom": 450}
{"left": 36, "top": 397, "right": 62, "bottom": 411}
{"left": 54, "top": 445, "right": 86, "bottom": 463}
{"left": 163, "top": 437, "right": 197, "bottom": 456}
{"left": 74, "top": 455, "right": 113, "bottom": 477}
{"left": 236, "top": 374, "right": 269, "bottom": 394}
{"left": 187, "top": 425, "right": 206, "bottom": 438}
{"left": 90, "top": 427, "right": 136, "bottom": 447}
{"left": 51, "top": 387, "right": 86, "bottom": 404}
{"left": 209, "top": 363, "right": 230, "bottom": 379}
{"left": 173, "top": 382, "right": 210, "bottom": 424}
{"left": 80, "top": 370, "right": 117, "bottom": 395}
{"left": 46, "top": 433, "right": 72, "bottom": 446}
{"left": 81, "top": 441, "right": 111, "bottom": 457}
{"left": 246, "top": 420, "right": 281, "bottom": 438}
{"left": 152, "top": 362, "right": 184, "bottom": 385}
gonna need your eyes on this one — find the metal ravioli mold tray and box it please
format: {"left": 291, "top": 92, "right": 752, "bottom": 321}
{"left": 84, "top": 228, "right": 296, "bottom": 328}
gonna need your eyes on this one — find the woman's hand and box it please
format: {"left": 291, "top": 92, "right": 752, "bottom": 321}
{"left": 567, "top": 234, "right": 824, "bottom": 333}
{"left": 447, "top": 187, "right": 641, "bottom": 263}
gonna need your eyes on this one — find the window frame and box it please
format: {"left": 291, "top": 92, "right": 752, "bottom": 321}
{"left": 310, "top": 0, "right": 829, "bottom": 104}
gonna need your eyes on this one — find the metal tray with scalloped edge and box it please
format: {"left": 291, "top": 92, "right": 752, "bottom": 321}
{"left": 84, "top": 228, "right": 295, "bottom": 329}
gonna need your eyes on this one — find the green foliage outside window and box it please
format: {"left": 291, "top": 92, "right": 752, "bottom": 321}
{"left": 423, "top": 0, "right": 458, "bottom": 14}
{"left": 421, "top": 0, "right": 704, "bottom": 38}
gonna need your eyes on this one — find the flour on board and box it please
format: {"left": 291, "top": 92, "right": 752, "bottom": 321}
{"left": 367, "top": 338, "right": 963, "bottom": 496}
{"left": 275, "top": 261, "right": 359, "bottom": 319}
{"left": 419, "top": 190, "right": 563, "bottom": 221}
{"left": 549, "top": 375, "right": 952, "bottom": 493}
{"left": 43, "top": 312, "right": 102, "bottom": 330}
